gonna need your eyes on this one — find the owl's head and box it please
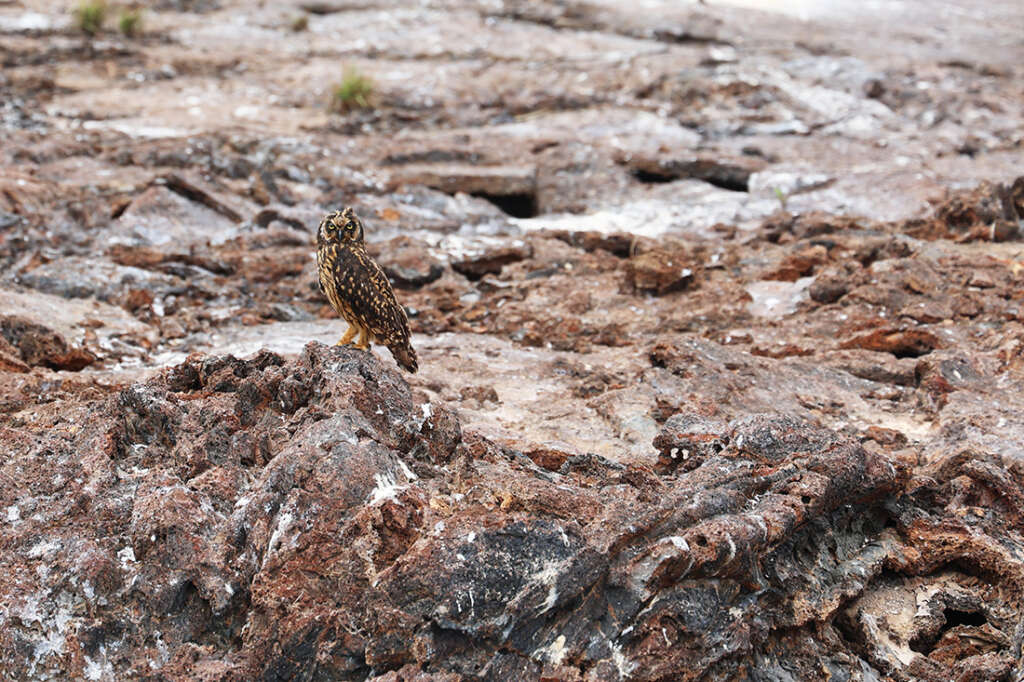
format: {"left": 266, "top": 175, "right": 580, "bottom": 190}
{"left": 318, "top": 207, "right": 364, "bottom": 245}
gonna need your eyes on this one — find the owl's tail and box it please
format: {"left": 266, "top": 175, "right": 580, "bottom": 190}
{"left": 389, "top": 342, "right": 418, "bottom": 373}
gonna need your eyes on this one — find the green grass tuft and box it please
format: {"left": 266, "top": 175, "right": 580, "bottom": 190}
{"left": 118, "top": 9, "right": 143, "bottom": 37}
{"left": 330, "top": 68, "right": 375, "bottom": 113}
{"left": 290, "top": 15, "right": 309, "bottom": 32}
{"left": 73, "top": 0, "right": 108, "bottom": 36}
{"left": 773, "top": 186, "right": 789, "bottom": 212}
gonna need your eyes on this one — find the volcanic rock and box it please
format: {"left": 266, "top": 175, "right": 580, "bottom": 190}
{"left": 623, "top": 249, "right": 696, "bottom": 295}
{"left": 4, "top": 1, "right": 1024, "bottom": 680}
{"left": 368, "top": 236, "right": 446, "bottom": 289}
{"left": 5, "top": 343, "right": 1023, "bottom": 680}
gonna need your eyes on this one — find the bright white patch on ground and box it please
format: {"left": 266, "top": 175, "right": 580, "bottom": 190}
{"left": 117, "top": 546, "right": 137, "bottom": 567}
{"left": 368, "top": 471, "right": 406, "bottom": 504}
{"left": 558, "top": 527, "right": 571, "bottom": 546}
{"left": 267, "top": 511, "right": 294, "bottom": 555}
{"left": 19, "top": 597, "right": 43, "bottom": 625}
{"left": 532, "top": 561, "right": 564, "bottom": 614}
{"left": 416, "top": 402, "right": 433, "bottom": 429}
{"left": 535, "top": 634, "right": 567, "bottom": 665}
{"left": 26, "top": 539, "right": 59, "bottom": 559}
{"left": 398, "top": 459, "right": 417, "bottom": 481}
{"left": 746, "top": 278, "right": 814, "bottom": 319}
{"left": 611, "top": 641, "right": 637, "bottom": 677}
{"left": 0, "top": 12, "right": 56, "bottom": 31}
{"left": 84, "top": 647, "right": 115, "bottom": 681}
{"left": 666, "top": 536, "right": 690, "bottom": 552}
{"left": 31, "top": 629, "right": 66, "bottom": 674}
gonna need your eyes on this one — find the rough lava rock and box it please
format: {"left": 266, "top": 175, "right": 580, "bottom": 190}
{"left": 3, "top": 0, "right": 1024, "bottom": 680}
{"left": 623, "top": 249, "right": 697, "bottom": 296}
{"left": 0, "top": 314, "right": 95, "bottom": 370}
{"left": 3, "top": 343, "right": 1023, "bottom": 680}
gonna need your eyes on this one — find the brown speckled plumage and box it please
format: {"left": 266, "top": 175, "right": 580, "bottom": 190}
{"left": 316, "top": 207, "right": 418, "bottom": 373}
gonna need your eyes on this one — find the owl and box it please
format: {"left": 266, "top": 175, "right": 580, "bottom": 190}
{"left": 316, "top": 207, "right": 418, "bottom": 373}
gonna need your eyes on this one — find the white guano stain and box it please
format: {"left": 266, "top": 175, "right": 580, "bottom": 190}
{"left": 535, "top": 634, "right": 567, "bottom": 665}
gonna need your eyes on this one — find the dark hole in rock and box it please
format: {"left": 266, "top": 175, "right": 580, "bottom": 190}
{"left": 943, "top": 608, "right": 986, "bottom": 628}
{"left": 800, "top": 495, "right": 812, "bottom": 505}
{"left": 705, "top": 175, "right": 749, "bottom": 192}
{"left": 910, "top": 607, "right": 988, "bottom": 654}
{"left": 631, "top": 168, "right": 750, "bottom": 193}
{"left": 171, "top": 579, "right": 199, "bottom": 613}
{"left": 892, "top": 347, "right": 931, "bottom": 359}
{"left": 694, "top": 534, "right": 708, "bottom": 547}
{"left": 472, "top": 191, "right": 538, "bottom": 218}
{"left": 948, "top": 559, "right": 989, "bottom": 580}
{"left": 632, "top": 169, "right": 676, "bottom": 184}
{"left": 834, "top": 608, "right": 867, "bottom": 651}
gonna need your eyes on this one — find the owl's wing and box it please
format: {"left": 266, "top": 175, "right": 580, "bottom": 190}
{"left": 340, "top": 250, "right": 412, "bottom": 345}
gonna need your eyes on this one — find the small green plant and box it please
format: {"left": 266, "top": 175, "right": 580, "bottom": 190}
{"left": 73, "top": 0, "right": 107, "bottom": 36}
{"left": 290, "top": 14, "right": 309, "bottom": 32}
{"left": 773, "top": 186, "right": 789, "bottom": 212}
{"left": 119, "top": 9, "right": 143, "bottom": 37}
{"left": 330, "top": 68, "right": 374, "bottom": 113}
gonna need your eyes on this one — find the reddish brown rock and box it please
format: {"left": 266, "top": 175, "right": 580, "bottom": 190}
{"left": 759, "top": 211, "right": 866, "bottom": 242}
{"left": 451, "top": 242, "right": 533, "bottom": 279}
{"left": 924, "top": 178, "right": 1024, "bottom": 242}
{"left": 0, "top": 314, "right": 95, "bottom": 370}
{"left": 388, "top": 164, "right": 538, "bottom": 217}
{"left": 827, "top": 349, "right": 919, "bottom": 386}
{"left": 388, "top": 164, "right": 537, "bottom": 200}
{"left": 840, "top": 327, "right": 941, "bottom": 358}
{"left": 809, "top": 263, "right": 859, "bottom": 303}
{"left": 0, "top": 334, "right": 29, "bottom": 372}
{"left": 3, "top": 1, "right": 1024, "bottom": 680}
{"left": 14, "top": 347, "right": 1020, "bottom": 681}
{"left": 542, "top": 229, "right": 643, "bottom": 258}
{"left": 624, "top": 152, "right": 767, "bottom": 191}
{"left": 652, "top": 413, "right": 728, "bottom": 473}
{"left": 763, "top": 244, "right": 829, "bottom": 282}
{"left": 368, "top": 236, "right": 446, "bottom": 289}
{"left": 623, "top": 249, "right": 696, "bottom": 295}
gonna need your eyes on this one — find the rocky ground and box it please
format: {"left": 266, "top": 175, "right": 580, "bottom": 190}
{"left": 2, "top": 0, "right": 1024, "bottom": 680}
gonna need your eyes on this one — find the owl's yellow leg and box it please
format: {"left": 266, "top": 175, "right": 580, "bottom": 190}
{"left": 354, "top": 326, "right": 371, "bottom": 350}
{"left": 336, "top": 325, "right": 358, "bottom": 346}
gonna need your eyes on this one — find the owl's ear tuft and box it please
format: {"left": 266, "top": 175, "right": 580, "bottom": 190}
{"left": 342, "top": 206, "right": 357, "bottom": 221}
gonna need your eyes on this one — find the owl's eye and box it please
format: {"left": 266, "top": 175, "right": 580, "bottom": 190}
{"left": 345, "top": 222, "right": 357, "bottom": 232}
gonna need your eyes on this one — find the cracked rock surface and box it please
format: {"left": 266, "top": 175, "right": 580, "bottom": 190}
{"left": 2, "top": 0, "right": 1024, "bottom": 680}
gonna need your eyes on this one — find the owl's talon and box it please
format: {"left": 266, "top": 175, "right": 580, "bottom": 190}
{"left": 336, "top": 325, "right": 358, "bottom": 346}
{"left": 355, "top": 327, "right": 371, "bottom": 350}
